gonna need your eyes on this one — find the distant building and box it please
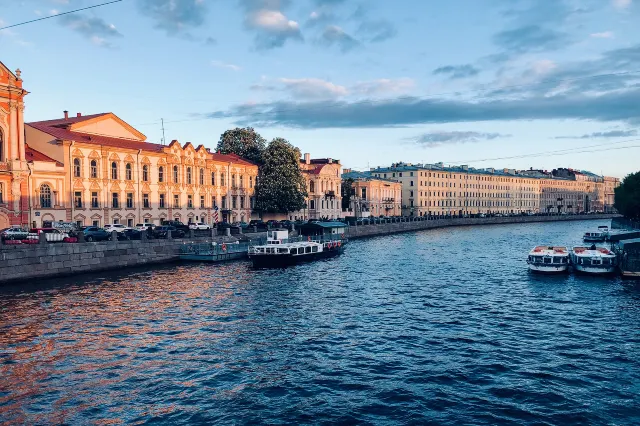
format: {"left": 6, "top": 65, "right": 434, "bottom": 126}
{"left": 603, "top": 176, "right": 620, "bottom": 213}
{"left": 295, "top": 153, "right": 342, "bottom": 220}
{"left": 341, "top": 169, "right": 402, "bottom": 217}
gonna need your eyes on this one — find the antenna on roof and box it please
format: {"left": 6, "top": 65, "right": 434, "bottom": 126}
{"left": 161, "top": 118, "right": 166, "bottom": 145}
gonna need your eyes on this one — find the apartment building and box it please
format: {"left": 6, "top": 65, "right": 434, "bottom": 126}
{"left": 295, "top": 153, "right": 342, "bottom": 220}
{"left": 341, "top": 169, "right": 402, "bottom": 217}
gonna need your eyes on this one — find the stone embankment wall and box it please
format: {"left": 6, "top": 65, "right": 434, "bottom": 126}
{"left": 0, "top": 215, "right": 619, "bottom": 285}
{"left": 345, "top": 214, "right": 620, "bottom": 239}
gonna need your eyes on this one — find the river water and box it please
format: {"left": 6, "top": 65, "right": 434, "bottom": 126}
{"left": 1, "top": 220, "right": 639, "bottom": 425}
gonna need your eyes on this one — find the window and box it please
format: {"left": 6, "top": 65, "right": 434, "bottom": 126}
{"left": 159, "top": 194, "right": 166, "bottom": 208}
{"left": 211, "top": 172, "right": 216, "bottom": 186}
{"left": 240, "top": 196, "right": 245, "bottom": 209}
{"left": 187, "top": 167, "right": 192, "bottom": 184}
{"left": 200, "top": 195, "right": 205, "bottom": 208}
{"left": 310, "top": 181, "right": 315, "bottom": 193}
{"left": 73, "top": 158, "right": 81, "bottom": 177}
{"left": 0, "top": 128, "right": 3, "bottom": 161}
{"left": 143, "top": 165, "right": 149, "bottom": 182}
{"left": 249, "top": 176, "right": 253, "bottom": 188}
{"left": 212, "top": 196, "right": 217, "bottom": 208}
{"left": 111, "top": 162, "right": 118, "bottom": 180}
{"left": 143, "top": 193, "right": 150, "bottom": 208}
{"left": 112, "top": 192, "right": 119, "bottom": 208}
{"left": 250, "top": 197, "right": 255, "bottom": 209}
{"left": 90, "top": 160, "right": 98, "bottom": 178}
{"left": 126, "top": 193, "right": 134, "bottom": 208}
{"left": 74, "top": 191, "right": 83, "bottom": 208}
{"left": 173, "top": 194, "right": 180, "bottom": 208}
{"left": 232, "top": 196, "right": 237, "bottom": 209}
{"left": 127, "top": 219, "right": 134, "bottom": 228}
{"left": 92, "top": 220, "right": 99, "bottom": 227}
{"left": 222, "top": 196, "right": 227, "bottom": 209}
{"left": 200, "top": 168, "right": 204, "bottom": 185}
{"left": 309, "top": 199, "right": 315, "bottom": 209}
{"left": 221, "top": 173, "right": 226, "bottom": 187}
{"left": 173, "top": 166, "right": 179, "bottom": 183}
{"left": 240, "top": 175, "right": 244, "bottom": 188}
{"left": 91, "top": 192, "right": 99, "bottom": 208}
{"left": 0, "top": 183, "right": 3, "bottom": 204}
{"left": 125, "top": 163, "right": 132, "bottom": 180}
{"left": 158, "top": 166, "right": 164, "bottom": 183}
{"left": 188, "top": 195, "right": 193, "bottom": 208}
{"left": 40, "top": 184, "right": 52, "bottom": 208}
{"left": 113, "top": 218, "right": 120, "bottom": 225}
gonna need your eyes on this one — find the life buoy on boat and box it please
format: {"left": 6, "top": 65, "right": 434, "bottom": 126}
{"left": 338, "top": 241, "right": 341, "bottom": 247}
{"left": 221, "top": 243, "right": 227, "bottom": 251}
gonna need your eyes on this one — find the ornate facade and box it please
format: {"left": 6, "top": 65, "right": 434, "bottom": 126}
{"left": 296, "top": 153, "right": 342, "bottom": 220}
{"left": 25, "top": 113, "right": 258, "bottom": 227}
{"left": 341, "top": 169, "right": 402, "bottom": 217}
{"left": 0, "top": 61, "right": 29, "bottom": 228}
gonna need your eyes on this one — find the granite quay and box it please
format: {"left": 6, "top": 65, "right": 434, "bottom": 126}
{"left": 0, "top": 213, "right": 619, "bottom": 285}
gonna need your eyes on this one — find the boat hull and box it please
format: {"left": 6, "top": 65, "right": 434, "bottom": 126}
{"left": 573, "top": 264, "right": 616, "bottom": 275}
{"left": 583, "top": 236, "right": 606, "bottom": 242}
{"left": 250, "top": 246, "right": 344, "bottom": 268}
{"left": 528, "top": 264, "right": 570, "bottom": 274}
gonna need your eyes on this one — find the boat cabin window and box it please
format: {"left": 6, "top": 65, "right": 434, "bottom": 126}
{"left": 553, "top": 257, "right": 562, "bottom": 264}
{"left": 312, "top": 246, "right": 318, "bottom": 253}
{"left": 544, "top": 257, "right": 552, "bottom": 264}
{"left": 305, "top": 246, "right": 311, "bottom": 254}
{"left": 534, "top": 256, "right": 543, "bottom": 263}
{"left": 592, "top": 259, "right": 601, "bottom": 265}
{"left": 278, "top": 248, "right": 288, "bottom": 254}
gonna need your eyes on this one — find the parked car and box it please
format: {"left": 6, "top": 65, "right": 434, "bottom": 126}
{"left": 248, "top": 220, "right": 268, "bottom": 230}
{"left": 104, "top": 224, "right": 130, "bottom": 233}
{"left": 118, "top": 229, "right": 142, "bottom": 240}
{"left": 153, "top": 226, "right": 185, "bottom": 239}
{"left": 1, "top": 227, "right": 29, "bottom": 240}
{"left": 78, "top": 226, "right": 111, "bottom": 242}
{"left": 27, "top": 228, "right": 69, "bottom": 242}
{"left": 135, "top": 223, "right": 155, "bottom": 231}
{"left": 266, "top": 220, "right": 281, "bottom": 229}
{"left": 161, "top": 220, "right": 190, "bottom": 233}
{"left": 189, "top": 222, "right": 210, "bottom": 230}
{"left": 280, "top": 220, "right": 294, "bottom": 228}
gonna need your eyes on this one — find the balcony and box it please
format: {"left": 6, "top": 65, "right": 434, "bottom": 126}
{"left": 382, "top": 197, "right": 395, "bottom": 202}
{"left": 324, "top": 190, "right": 336, "bottom": 199}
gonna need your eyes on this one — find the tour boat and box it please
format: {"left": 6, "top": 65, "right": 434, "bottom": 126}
{"left": 583, "top": 226, "right": 609, "bottom": 242}
{"left": 570, "top": 245, "right": 617, "bottom": 275}
{"left": 248, "top": 230, "right": 346, "bottom": 268}
{"left": 527, "top": 246, "right": 570, "bottom": 273}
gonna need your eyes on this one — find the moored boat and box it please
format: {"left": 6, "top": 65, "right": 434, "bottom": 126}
{"left": 248, "top": 230, "right": 346, "bottom": 268}
{"left": 583, "top": 227, "right": 608, "bottom": 242}
{"left": 570, "top": 245, "right": 616, "bottom": 275}
{"left": 527, "top": 246, "right": 570, "bottom": 273}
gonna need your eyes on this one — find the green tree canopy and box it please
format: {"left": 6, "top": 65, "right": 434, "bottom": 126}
{"left": 254, "top": 138, "right": 308, "bottom": 214}
{"left": 216, "top": 127, "right": 266, "bottom": 165}
{"left": 341, "top": 177, "right": 355, "bottom": 211}
{"left": 614, "top": 171, "right": 640, "bottom": 219}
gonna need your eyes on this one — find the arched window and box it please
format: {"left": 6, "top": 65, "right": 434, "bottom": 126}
{"left": 40, "top": 184, "right": 52, "bottom": 208}
{"left": 143, "top": 165, "right": 149, "bottom": 182}
{"left": 173, "top": 165, "right": 179, "bottom": 183}
{"left": 232, "top": 174, "right": 236, "bottom": 188}
{"left": 221, "top": 173, "right": 225, "bottom": 187}
{"left": 309, "top": 181, "right": 315, "bottom": 193}
{"left": 199, "top": 168, "right": 204, "bottom": 185}
{"left": 125, "top": 163, "right": 132, "bottom": 180}
{"left": 90, "top": 160, "right": 98, "bottom": 178}
{"left": 111, "top": 162, "right": 118, "bottom": 180}
{"left": 73, "top": 158, "right": 81, "bottom": 177}
{"left": 211, "top": 172, "right": 216, "bottom": 186}
{"left": 158, "top": 166, "right": 164, "bottom": 183}
{"left": 187, "top": 167, "right": 192, "bottom": 184}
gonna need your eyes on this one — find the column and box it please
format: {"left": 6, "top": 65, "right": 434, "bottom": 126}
{"left": 17, "top": 104, "right": 25, "bottom": 161}
{"left": 8, "top": 103, "right": 18, "bottom": 161}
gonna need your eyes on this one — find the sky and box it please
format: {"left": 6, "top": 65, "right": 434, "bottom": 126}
{"left": 1, "top": 0, "right": 639, "bottom": 178}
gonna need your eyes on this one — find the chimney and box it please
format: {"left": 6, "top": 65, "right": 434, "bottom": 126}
{"left": 304, "top": 153, "right": 310, "bottom": 165}
{"left": 63, "top": 110, "right": 69, "bottom": 119}
{"left": 328, "top": 158, "right": 333, "bottom": 164}
{"left": 77, "top": 113, "right": 82, "bottom": 118}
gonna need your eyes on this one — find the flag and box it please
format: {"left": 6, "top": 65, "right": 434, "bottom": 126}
{"left": 213, "top": 206, "right": 219, "bottom": 223}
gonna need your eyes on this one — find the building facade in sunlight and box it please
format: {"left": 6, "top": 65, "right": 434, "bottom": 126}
{"left": 370, "top": 163, "right": 616, "bottom": 217}
{"left": 341, "top": 169, "right": 402, "bottom": 217}
{"left": 295, "top": 153, "right": 343, "bottom": 220}
{"left": 25, "top": 112, "right": 258, "bottom": 227}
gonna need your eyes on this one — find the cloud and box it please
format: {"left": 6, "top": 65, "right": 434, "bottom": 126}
{"left": 204, "top": 36, "right": 217, "bottom": 45}
{"left": 357, "top": 19, "right": 397, "bottom": 43}
{"left": 591, "top": 31, "right": 614, "bottom": 38}
{"left": 211, "top": 60, "right": 242, "bottom": 71}
{"left": 57, "top": 13, "right": 122, "bottom": 47}
{"left": 433, "top": 64, "right": 480, "bottom": 79}
{"left": 555, "top": 129, "right": 638, "bottom": 139}
{"left": 241, "top": 0, "right": 302, "bottom": 49}
{"left": 612, "top": 0, "right": 632, "bottom": 10}
{"left": 409, "top": 131, "right": 511, "bottom": 147}
{"left": 250, "top": 77, "right": 415, "bottom": 99}
{"left": 493, "top": 25, "right": 569, "bottom": 54}
{"left": 203, "top": 86, "right": 640, "bottom": 129}
{"left": 136, "top": 0, "right": 207, "bottom": 37}
{"left": 320, "top": 25, "right": 360, "bottom": 52}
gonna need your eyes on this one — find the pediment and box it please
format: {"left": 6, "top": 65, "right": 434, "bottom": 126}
{"left": 71, "top": 113, "right": 146, "bottom": 141}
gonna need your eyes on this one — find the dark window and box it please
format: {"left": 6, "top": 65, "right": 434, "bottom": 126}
{"left": 174, "top": 194, "right": 180, "bottom": 208}
{"left": 143, "top": 193, "right": 150, "bottom": 208}
{"left": 143, "top": 165, "right": 149, "bottom": 182}
{"left": 74, "top": 191, "right": 82, "bottom": 208}
{"left": 90, "top": 160, "right": 98, "bottom": 178}
{"left": 240, "top": 196, "right": 245, "bottom": 208}
{"left": 200, "top": 169, "right": 204, "bottom": 185}
{"left": 187, "top": 167, "right": 192, "bottom": 184}
{"left": 200, "top": 195, "right": 205, "bottom": 208}
{"left": 232, "top": 196, "right": 237, "bottom": 209}
{"left": 211, "top": 172, "right": 216, "bottom": 186}
{"left": 159, "top": 194, "right": 165, "bottom": 208}
{"left": 188, "top": 195, "right": 193, "bottom": 208}
{"left": 158, "top": 166, "right": 164, "bottom": 183}
{"left": 40, "top": 184, "right": 52, "bottom": 208}
{"left": 125, "top": 163, "right": 132, "bottom": 180}
{"left": 73, "top": 158, "right": 81, "bottom": 177}
{"left": 91, "top": 192, "right": 99, "bottom": 208}
{"left": 112, "top": 192, "right": 119, "bottom": 208}
{"left": 173, "top": 166, "right": 179, "bottom": 183}
{"left": 111, "top": 162, "right": 118, "bottom": 180}
{"left": 126, "top": 193, "right": 133, "bottom": 208}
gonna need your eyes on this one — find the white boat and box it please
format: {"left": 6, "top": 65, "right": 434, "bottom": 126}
{"left": 248, "top": 230, "right": 346, "bottom": 268}
{"left": 527, "top": 246, "right": 570, "bottom": 273}
{"left": 583, "top": 228, "right": 608, "bottom": 242}
{"left": 570, "top": 245, "right": 617, "bottom": 275}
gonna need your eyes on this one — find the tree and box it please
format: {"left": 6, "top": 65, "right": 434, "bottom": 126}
{"left": 341, "top": 177, "right": 355, "bottom": 211}
{"left": 216, "top": 127, "right": 266, "bottom": 165}
{"left": 614, "top": 171, "right": 640, "bottom": 219}
{"left": 254, "top": 138, "right": 308, "bottom": 214}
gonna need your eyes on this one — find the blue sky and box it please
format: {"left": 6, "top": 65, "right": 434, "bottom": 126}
{"left": 1, "top": 0, "right": 639, "bottom": 177}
